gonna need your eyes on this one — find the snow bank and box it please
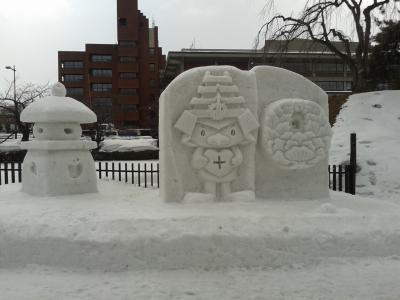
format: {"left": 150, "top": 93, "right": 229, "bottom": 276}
{"left": 1, "top": 181, "right": 400, "bottom": 272}
{"left": 330, "top": 90, "right": 400, "bottom": 203}
{"left": 99, "top": 138, "right": 158, "bottom": 152}
{"left": 0, "top": 139, "right": 21, "bottom": 152}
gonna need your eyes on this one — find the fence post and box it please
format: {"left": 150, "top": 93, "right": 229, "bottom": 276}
{"left": 349, "top": 133, "right": 357, "bottom": 195}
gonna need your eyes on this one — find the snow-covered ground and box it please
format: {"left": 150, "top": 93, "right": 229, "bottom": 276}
{"left": 0, "top": 135, "right": 158, "bottom": 153}
{"left": 330, "top": 90, "right": 400, "bottom": 203}
{"left": 2, "top": 257, "right": 400, "bottom": 300}
{"left": 1, "top": 180, "right": 400, "bottom": 299}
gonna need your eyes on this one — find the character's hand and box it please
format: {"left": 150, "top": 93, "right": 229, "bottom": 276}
{"left": 232, "top": 155, "right": 243, "bottom": 167}
{"left": 192, "top": 155, "right": 208, "bottom": 169}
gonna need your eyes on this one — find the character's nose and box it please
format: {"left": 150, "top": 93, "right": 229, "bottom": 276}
{"left": 207, "top": 133, "right": 230, "bottom": 146}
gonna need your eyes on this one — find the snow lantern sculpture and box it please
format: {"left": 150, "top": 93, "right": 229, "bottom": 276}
{"left": 174, "top": 71, "right": 259, "bottom": 200}
{"left": 20, "top": 82, "right": 98, "bottom": 196}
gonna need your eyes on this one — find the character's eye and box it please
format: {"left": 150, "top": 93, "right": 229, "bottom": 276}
{"left": 201, "top": 129, "right": 206, "bottom": 136}
{"left": 231, "top": 129, "right": 236, "bottom": 136}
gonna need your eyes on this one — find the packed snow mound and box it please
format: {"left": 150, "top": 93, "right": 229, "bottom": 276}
{"left": 100, "top": 137, "right": 158, "bottom": 152}
{"left": 330, "top": 90, "right": 400, "bottom": 203}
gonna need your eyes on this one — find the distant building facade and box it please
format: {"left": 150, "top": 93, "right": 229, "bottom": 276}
{"left": 0, "top": 107, "right": 16, "bottom": 132}
{"left": 163, "top": 39, "right": 357, "bottom": 96}
{"left": 58, "top": 0, "right": 165, "bottom": 129}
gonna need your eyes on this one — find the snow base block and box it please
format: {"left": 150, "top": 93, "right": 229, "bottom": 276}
{"left": 1, "top": 181, "right": 400, "bottom": 271}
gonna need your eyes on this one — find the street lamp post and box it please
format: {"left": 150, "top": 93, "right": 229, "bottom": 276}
{"left": 5, "top": 65, "right": 17, "bottom": 138}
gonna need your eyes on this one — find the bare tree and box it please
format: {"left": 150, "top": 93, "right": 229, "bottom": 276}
{"left": 257, "top": 0, "right": 400, "bottom": 92}
{"left": 0, "top": 82, "right": 50, "bottom": 141}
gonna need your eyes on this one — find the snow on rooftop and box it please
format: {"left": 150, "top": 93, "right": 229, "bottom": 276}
{"left": 330, "top": 90, "right": 400, "bottom": 203}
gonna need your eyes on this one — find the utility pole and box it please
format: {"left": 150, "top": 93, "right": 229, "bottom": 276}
{"left": 5, "top": 65, "right": 17, "bottom": 138}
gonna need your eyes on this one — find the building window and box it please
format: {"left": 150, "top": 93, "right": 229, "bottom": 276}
{"left": 344, "top": 81, "right": 352, "bottom": 90}
{"left": 93, "top": 97, "right": 113, "bottom": 107}
{"left": 92, "top": 83, "right": 112, "bottom": 92}
{"left": 119, "top": 88, "right": 137, "bottom": 95}
{"left": 62, "top": 74, "right": 83, "bottom": 82}
{"left": 315, "top": 62, "right": 344, "bottom": 73}
{"left": 119, "top": 40, "right": 136, "bottom": 48}
{"left": 66, "top": 87, "right": 84, "bottom": 96}
{"left": 91, "top": 55, "right": 112, "bottom": 62}
{"left": 149, "top": 63, "right": 156, "bottom": 72}
{"left": 315, "top": 81, "right": 348, "bottom": 91}
{"left": 119, "top": 72, "right": 137, "bottom": 79}
{"left": 149, "top": 48, "right": 156, "bottom": 56}
{"left": 119, "top": 56, "right": 136, "bottom": 63}
{"left": 91, "top": 69, "right": 112, "bottom": 77}
{"left": 121, "top": 104, "right": 138, "bottom": 112}
{"left": 62, "top": 61, "right": 83, "bottom": 69}
{"left": 149, "top": 79, "right": 157, "bottom": 88}
{"left": 281, "top": 61, "right": 312, "bottom": 73}
{"left": 118, "top": 18, "right": 127, "bottom": 26}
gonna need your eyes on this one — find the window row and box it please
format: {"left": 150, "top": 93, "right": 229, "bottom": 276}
{"left": 61, "top": 71, "right": 139, "bottom": 81}
{"left": 90, "top": 84, "right": 139, "bottom": 95}
{"left": 277, "top": 61, "right": 349, "bottom": 74}
{"left": 61, "top": 61, "right": 83, "bottom": 69}
{"left": 315, "top": 81, "right": 352, "bottom": 91}
{"left": 91, "top": 55, "right": 112, "bottom": 62}
{"left": 66, "top": 87, "right": 84, "bottom": 96}
{"left": 62, "top": 74, "right": 84, "bottom": 82}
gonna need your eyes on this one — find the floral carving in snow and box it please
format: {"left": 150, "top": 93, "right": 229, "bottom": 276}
{"left": 262, "top": 98, "right": 332, "bottom": 169}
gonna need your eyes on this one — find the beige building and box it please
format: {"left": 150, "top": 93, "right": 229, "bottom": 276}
{"left": 163, "top": 39, "right": 357, "bottom": 96}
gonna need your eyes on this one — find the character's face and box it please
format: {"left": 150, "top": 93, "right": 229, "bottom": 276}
{"left": 190, "top": 119, "right": 245, "bottom": 148}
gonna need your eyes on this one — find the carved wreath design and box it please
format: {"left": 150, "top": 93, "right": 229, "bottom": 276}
{"left": 261, "top": 98, "right": 332, "bottom": 169}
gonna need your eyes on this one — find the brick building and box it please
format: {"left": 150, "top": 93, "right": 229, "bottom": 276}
{"left": 58, "top": 0, "right": 165, "bottom": 129}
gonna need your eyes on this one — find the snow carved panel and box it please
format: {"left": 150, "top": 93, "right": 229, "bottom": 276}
{"left": 160, "top": 66, "right": 332, "bottom": 202}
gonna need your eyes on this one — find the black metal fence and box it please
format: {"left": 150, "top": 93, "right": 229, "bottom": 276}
{"left": 0, "top": 161, "right": 356, "bottom": 194}
{"left": 97, "top": 161, "right": 159, "bottom": 188}
{"left": 327, "top": 133, "right": 357, "bottom": 195}
{"left": 0, "top": 134, "right": 358, "bottom": 194}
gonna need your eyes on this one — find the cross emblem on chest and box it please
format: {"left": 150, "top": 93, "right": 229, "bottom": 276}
{"left": 213, "top": 155, "right": 226, "bottom": 169}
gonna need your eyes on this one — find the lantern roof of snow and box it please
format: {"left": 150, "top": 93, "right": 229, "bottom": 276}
{"left": 21, "top": 83, "right": 97, "bottom": 124}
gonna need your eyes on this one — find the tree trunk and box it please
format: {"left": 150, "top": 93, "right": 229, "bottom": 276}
{"left": 20, "top": 124, "right": 30, "bottom": 142}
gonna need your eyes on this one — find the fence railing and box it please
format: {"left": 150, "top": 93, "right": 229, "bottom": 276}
{"left": 0, "top": 132, "right": 358, "bottom": 195}
{"left": 0, "top": 161, "right": 356, "bottom": 194}
{"left": 97, "top": 161, "right": 159, "bottom": 188}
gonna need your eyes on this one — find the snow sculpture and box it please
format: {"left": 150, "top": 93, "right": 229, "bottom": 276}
{"left": 174, "top": 71, "right": 259, "bottom": 200}
{"left": 160, "top": 65, "right": 331, "bottom": 202}
{"left": 261, "top": 98, "right": 332, "bottom": 169}
{"left": 20, "top": 82, "right": 98, "bottom": 196}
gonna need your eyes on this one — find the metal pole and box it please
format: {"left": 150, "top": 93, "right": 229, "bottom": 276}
{"left": 13, "top": 66, "right": 17, "bottom": 139}
{"left": 350, "top": 133, "right": 357, "bottom": 195}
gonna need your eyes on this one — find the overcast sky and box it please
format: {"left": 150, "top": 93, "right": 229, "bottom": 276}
{"left": 0, "top": 0, "right": 305, "bottom": 90}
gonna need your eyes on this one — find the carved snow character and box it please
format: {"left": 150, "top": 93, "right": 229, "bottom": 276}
{"left": 175, "top": 71, "right": 259, "bottom": 200}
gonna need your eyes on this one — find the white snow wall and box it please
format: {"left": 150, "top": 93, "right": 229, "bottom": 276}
{"left": 160, "top": 66, "right": 330, "bottom": 202}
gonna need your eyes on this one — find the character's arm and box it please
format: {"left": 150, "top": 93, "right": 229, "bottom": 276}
{"left": 192, "top": 147, "right": 208, "bottom": 169}
{"left": 231, "top": 146, "right": 243, "bottom": 167}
